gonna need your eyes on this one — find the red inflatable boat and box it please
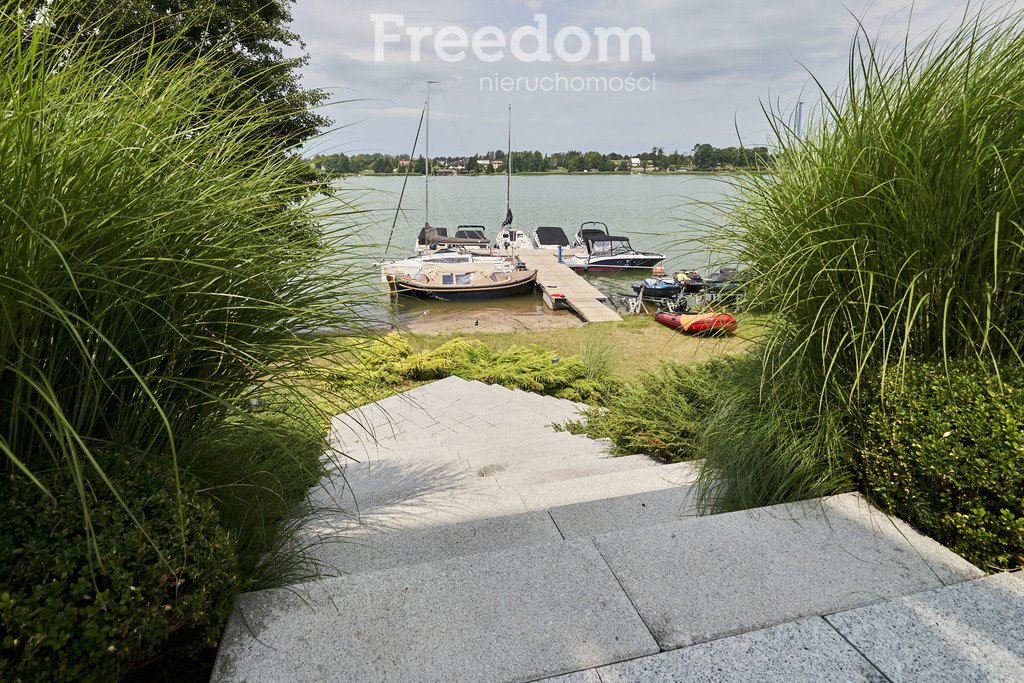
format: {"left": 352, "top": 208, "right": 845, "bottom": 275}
{"left": 655, "top": 310, "right": 738, "bottom": 335}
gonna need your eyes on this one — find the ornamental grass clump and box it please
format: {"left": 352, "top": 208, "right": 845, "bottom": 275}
{"left": 697, "top": 8, "right": 1024, "bottom": 511}
{"left": 0, "top": 7, "right": 372, "bottom": 676}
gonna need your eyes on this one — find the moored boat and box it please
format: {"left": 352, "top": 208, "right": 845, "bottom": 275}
{"left": 631, "top": 277, "right": 683, "bottom": 300}
{"left": 673, "top": 270, "right": 706, "bottom": 293}
{"left": 386, "top": 263, "right": 537, "bottom": 301}
{"left": 563, "top": 233, "right": 665, "bottom": 272}
{"left": 655, "top": 310, "right": 738, "bottom": 335}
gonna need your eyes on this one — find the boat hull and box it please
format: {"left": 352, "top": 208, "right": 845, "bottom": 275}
{"left": 655, "top": 311, "right": 738, "bottom": 335}
{"left": 388, "top": 273, "right": 538, "bottom": 301}
{"left": 568, "top": 255, "right": 665, "bottom": 273}
{"left": 632, "top": 283, "right": 683, "bottom": 300}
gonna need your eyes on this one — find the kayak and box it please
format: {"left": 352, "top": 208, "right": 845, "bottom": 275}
{"left": 655, "top": 310, "right": 738, "bottom": 335}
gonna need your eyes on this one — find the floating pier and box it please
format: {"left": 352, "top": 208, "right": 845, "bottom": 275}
{"left": 516, "top": 248, "right": 622, "bottom": 323}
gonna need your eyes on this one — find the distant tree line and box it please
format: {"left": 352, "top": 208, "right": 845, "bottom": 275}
{"left": 311, "top": 144, "right": 773, "bottom": 175}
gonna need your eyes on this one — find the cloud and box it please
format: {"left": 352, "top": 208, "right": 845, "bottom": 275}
{"left": 288, "top": 0, "right": 992, "bottom": 154}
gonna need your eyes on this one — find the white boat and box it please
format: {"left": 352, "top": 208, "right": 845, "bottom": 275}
{"left": 381, "top": 250, "right": 518, "bottom": 281}
{"left": 562, "top": 235, "right": 665, "bottom": 273}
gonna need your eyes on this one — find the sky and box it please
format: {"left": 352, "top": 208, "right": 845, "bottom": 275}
{"left": 287, "top": 1, "right": 1001, "bottom": 157}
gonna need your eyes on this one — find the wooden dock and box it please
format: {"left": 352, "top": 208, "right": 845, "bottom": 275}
{"left": 517, "top": 249, "right": 622, "bottom": 323}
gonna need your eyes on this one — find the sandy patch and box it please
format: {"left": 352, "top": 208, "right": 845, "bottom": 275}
{"left": 395, "top": 307, "right": 585, "bottom": 334}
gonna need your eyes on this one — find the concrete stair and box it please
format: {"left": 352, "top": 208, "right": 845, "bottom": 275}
{"left": 214, "top": 377, "right": 1024, "bottom": 682}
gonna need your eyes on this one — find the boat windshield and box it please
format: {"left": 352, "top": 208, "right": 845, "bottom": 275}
{"left": 587, "top": 237, "right": 634, "bottom": 256}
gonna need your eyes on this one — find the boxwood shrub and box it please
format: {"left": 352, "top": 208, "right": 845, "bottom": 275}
{"left": 861, "top": 361, "right": 1024, "bottom": 571}
{"left": 0, "top": 457, "right": 240, "bottom": 682}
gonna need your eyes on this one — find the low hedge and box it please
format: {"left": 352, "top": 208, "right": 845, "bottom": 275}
{"left": 0, "top": 457, "right": 239, "bottom": 681}
{"left": 331, "top": 335, "right": 612, "bottom": 403}
{"left": 861, "top": 361, "right": 1024, "bottom": 571}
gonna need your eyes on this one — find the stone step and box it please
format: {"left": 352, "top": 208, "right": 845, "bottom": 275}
{"left": 824, "top": 571, "right": 1024, "bottom": 682}
{"left": 305, "top": 509, "right": 563, "bottom": 577}
{"left": 549, "top": 485, "right": 701, "bottom": 538}
{"left": 216, "top": 492, "right": 988, "bottom": 683}
{"left": 517, "top": 461, "right": 700, "bottom": 511}
{"left": 331, "top": 429, "right": 604, "bottom": 466}
{"left": 307, "top": 455, "right": 683, "bottom": 537}
{"left": 213, "top": 540, "right": 659, "bottom": 683}
{"left": 330, "top": 422, "right": 600, "bottom": 463}
{"left": 590, "top": 571, "right": 1024, "bottom": 682}
{"left": 590, "top": 492, "right": 982, "bottom": 651}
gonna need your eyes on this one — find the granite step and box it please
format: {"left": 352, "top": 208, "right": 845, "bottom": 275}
{"left": 215, "top": 492, "right": 988, "bottom": 683}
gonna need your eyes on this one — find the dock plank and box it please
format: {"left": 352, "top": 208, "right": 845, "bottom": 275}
{"left": 517, "top": 248, "right": 622, "bottom": 323}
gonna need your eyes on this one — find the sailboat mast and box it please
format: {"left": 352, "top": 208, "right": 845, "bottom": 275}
{"left": 425, "top": 81, "right": 438, "bottom": 227}
{"left": 506, "top": 104, "right": 512, "bottom": 212}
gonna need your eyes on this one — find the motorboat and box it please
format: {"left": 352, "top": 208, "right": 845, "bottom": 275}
{"left": 631, "top": 277, "right": 683, "bottom": 300}
{"left": 655, "top": 309, "right": 738, "bottom": 335}
{"left": 385, "top": 262, "right": 538, "bottom": 301}
{"left": 563, "top": 232, "right": 665, "bottom": 273}
{"left": 571, "top": 221, "right": 614, "bottom": 249}
{"left": 673, "top": 270, "right": 706, "bottom": 293}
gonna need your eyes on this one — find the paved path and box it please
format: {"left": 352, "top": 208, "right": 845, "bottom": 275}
{"left": 213, "top": 377, "right": 1023, "bottom": 682}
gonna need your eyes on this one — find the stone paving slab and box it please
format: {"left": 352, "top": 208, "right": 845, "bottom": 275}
{"left": 826, "top": 572, "right": 1024, "bottom": 682}
{"left": 592, "top": 493, "right": 983, "bottom": 650}
{"left": 596, "top": 617, "right": 885, "bottom": 682}
{"left": 550, "top": 486, "right": 700, "bottom": 538}
{"left": 492, "top": 453, "right": 660, "bottom": 487}
{"left": 212, "top": 540, "right": 659, "bottom": 683}
{"left": 307, "top": 510, "right": 563, "bottom": 576}
{"left": 516, "top": 463, "right": 699, "bottom": 512}
{"left": 535, "top": 669, "right": 603, "bottom": 682}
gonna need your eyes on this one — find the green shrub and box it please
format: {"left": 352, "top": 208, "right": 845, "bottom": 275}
{"left": 562, "top": 360, "right": 720, "bottom": 461}
{"left": 0, "top": 459, "right": 239, "bottom": 682}
{"left": 330, "top": 335, "right": 612, "bottom": 403}
{"left": 861, "top": 361, "right": 1024, "bottom": 570}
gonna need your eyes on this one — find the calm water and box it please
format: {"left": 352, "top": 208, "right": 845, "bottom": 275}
{"left": 332, "top": 174, "right": 737, "bottom": 324}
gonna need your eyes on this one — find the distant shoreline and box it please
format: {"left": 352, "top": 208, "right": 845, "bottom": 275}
{"left": 332, "top": 170, "right": 755, "bottom": 179}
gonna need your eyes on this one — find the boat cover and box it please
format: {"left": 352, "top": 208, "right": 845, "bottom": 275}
{"left": 421, "top": 226, "right": 489, "bottom": 247}
{"left": 535, "top": 226, "right": 570, "bottom": 246}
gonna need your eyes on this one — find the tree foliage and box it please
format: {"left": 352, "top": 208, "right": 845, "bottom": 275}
{"left": 15, "top": 0, "right": 326, "bottom": 151}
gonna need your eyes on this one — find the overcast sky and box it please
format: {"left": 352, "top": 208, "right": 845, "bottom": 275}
{"left": 289, "top": 1, "right": 1001, "bottom": 156}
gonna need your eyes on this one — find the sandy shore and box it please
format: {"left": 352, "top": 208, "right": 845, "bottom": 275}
{"left": 394, "top": 307, "right": 585, "bottom": 335}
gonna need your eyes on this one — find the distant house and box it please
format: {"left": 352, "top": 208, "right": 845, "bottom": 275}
{"left": 491, "top": 159, "right": 504, "bottom": 170}
{"left": 630, "top": 157, "right": 642, "bottom": 167}
{"left": 451, "top": 158, "right": 467, "bottom": 171}
{"left": 476, "top": 159, "right": 491, "bottom": 168}
{"left": 398, "top": 159, "right": 411, "bottom": 168}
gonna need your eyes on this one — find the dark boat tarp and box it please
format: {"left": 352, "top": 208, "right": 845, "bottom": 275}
{"left": 421, "top": 226, "right": 489, "bottom": 248}
{"left": 535, "top": 226, "right": 570, "bottom": 246}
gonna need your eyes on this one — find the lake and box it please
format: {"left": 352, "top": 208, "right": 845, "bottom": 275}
{"left": 331, "top": 174, "right": 738, "bottom": 327}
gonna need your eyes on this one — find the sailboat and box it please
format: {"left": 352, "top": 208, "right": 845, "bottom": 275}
{"left": 383, "top": 86, "right": 537, "bottom": 300}
{"left": 492, "top": 106, "right": 533, "bottom": 252}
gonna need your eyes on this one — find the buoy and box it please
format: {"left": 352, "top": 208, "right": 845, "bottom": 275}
{"left": 652, "top": 265, "right": 666, "bottom": 276}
